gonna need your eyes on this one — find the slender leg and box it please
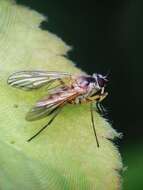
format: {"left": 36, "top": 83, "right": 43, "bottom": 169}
{"left": 27, "top": 107, "right": 62, "bottom": 142}
{"left": 90, "top": 103, "right": 99, "bottom": 147}
{"left": 99, "top": 92, "right": 108, "bottom": 102}
{"left": 96, "top": 101, "right": 106, "bottom": 115}
{"left": 87, "top": 92, "right": 108, "bottom": 102}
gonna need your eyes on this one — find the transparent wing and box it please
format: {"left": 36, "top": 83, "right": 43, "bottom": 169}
{"left": 8, "top": 71, "right": 71, "bottom": 90}
{"left": 26, "top": 101, "right": 64, "bottom": 121}
{"left": 26, "top": 90, "right": 78, "bottom": 121}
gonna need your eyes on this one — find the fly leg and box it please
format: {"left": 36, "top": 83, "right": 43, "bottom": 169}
{"left": 96, "top": 102, "right": 106, "bottom": 115}
{"left": 90, "top": 103, "right": 99, "bottom": 147}
{"left": 98, "top": 92, "right": 108, "bottom": 102}
{"left": 96, "top": 92, "right": 108, "bottom": 115}
{"left": 88, "top": 92, "right": 108, "bottom": 102}
{"left": 88, "top": 92, "right": 108, "bottom": 115}
{"left": 27, "top": 107, "right": 62, "bottom": 142}
{"left": 87, "top": 94, "right": 101, "bottom": 102}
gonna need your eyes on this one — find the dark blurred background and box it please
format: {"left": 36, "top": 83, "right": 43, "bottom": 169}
{"left": 17, "top": 0, "right": 143, "bottom": 189}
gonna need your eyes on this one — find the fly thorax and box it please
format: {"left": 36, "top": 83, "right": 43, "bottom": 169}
{"left": 76, "top": 77, "right": 89, "bottom": 87}
{"left": 72, "top": 77, "right": 88, "bottom": 92}
{"left": 86, "top": 83, "right": 97, "bottom": 96}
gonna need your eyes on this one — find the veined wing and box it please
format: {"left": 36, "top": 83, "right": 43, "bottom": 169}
{"left": 26, "top": 89, "right": 79, "bottom": 121}
{"left": 26, "top": 101, "right": 65, "bottom": 121}
{"left": 8, "top": 71, "right": 71, "bottom": 90}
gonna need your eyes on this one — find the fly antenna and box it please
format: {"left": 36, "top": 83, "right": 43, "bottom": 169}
{"left": 104, "top": 69, "right": 111, "bottom": 79}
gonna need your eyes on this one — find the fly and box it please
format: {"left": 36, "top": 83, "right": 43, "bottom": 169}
{"left": 8, "top": 71, "right": 108, "bottom": 147}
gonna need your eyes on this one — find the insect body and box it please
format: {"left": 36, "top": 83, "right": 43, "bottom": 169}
{"left": 8, "top": 71, "right": 108, "bottom": 147}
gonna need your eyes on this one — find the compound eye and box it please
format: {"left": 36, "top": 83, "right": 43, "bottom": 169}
{"left": 97, "top": 75, "right": 106, "bottom": 87}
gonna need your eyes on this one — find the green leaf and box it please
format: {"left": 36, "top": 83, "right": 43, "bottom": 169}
{"left": 0, "top": 1, "right": 123, "bottom": 189}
